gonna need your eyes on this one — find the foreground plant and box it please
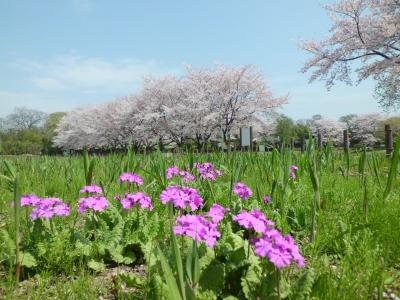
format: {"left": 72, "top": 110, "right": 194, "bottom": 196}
{"left": 21, "top": 195, "right": 70, "bottom": 221}
{"left": 160, "top": 185, "right": 204, "bottom": 211}
{"left": 234, "top": 208, "right": 305, "bottom": 299}
{"left": 78, "top": 185, "right": 109, "bottom": 213}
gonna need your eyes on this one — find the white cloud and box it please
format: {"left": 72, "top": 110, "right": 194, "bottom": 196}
{"left": 15, "top": 54, "right": 177, "bottom": 94}
{"left": 0, "top": 91, "right": 65, "bottom": 116}
{"left": 0, "top": 53, "right": 180, "bottom": 117}
{"left": 0, "top": 90, "right": 114, "bottom": 117}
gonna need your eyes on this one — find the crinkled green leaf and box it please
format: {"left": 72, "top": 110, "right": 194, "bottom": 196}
{"left": 87, "top": 259, "right": 105, "bottom": 272}
{"left": 19, "top": 252, "right": 37, "bottom": 268}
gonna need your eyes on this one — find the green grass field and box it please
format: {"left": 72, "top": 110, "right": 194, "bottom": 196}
{"left": 0, "top": 146, "right": 399, "bottom": 299}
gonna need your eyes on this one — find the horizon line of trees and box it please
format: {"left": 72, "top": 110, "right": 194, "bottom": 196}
{"left": 1, "top": 106, "right": 400, "bottom": 155}
{"left": 0, "top": 107, "right": 65, "bottom": 155}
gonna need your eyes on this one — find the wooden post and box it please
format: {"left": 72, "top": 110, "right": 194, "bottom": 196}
{"left": 300, "top": 134, "right": 305, "bottom": 153}
{"left": 317, "top": 131, "right": 322, "bottom": 150}
{"left": 227, "top": 141, "right": 230, "bottom": 153}
{"left": 343, "top": 129, "right": 349, "bottom": 152}
{"left": 239, "top": 128, "right": 242, "bottom": 152}
{"left": 385, "top": 124, "right": 393, "bottom": 157}
{"left": 250, "top": 126, "right": 253, "bottom": 152}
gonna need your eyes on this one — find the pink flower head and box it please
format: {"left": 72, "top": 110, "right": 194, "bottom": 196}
{"left": 119, "top": 172, "right": 144, "bottom": 186}
{"left": 263, "top": 195, "right": 271, "bottom": 204}
{"left": 233, "top": 182, "right": 253, "bottom": 200}
{"left": 216, "top": 170, "right": 224, "bottom": 177}
{"left": 207, "top": 204, "right": 230, "bottom": 224}
{"left": 166, "top": 166, "right": 196, "bottom": 182}
{"left": 174, "top": 214, "right": 221, "bottom": 247}
{"left": 179, "top": 171, "right": 196, "bottom": 183}
{"left": 78, "top": 195, "right": 109, "bottom": 213}
{"left": 21, "top": 194, "right": 41, "bottom": 207}
{"left": 252, "top": 232, "right": 305, "bottom": 269}
{"left": 116, "top": 192, "right": 153, "bottom": 210}
{"left": 53, "top": 203, "right": 70, "bottom": 216}
{"left": 30, "top": 197, "right": 70, "bottom": 220}
{"left": 160, "top": 185, "right": 203, "bottom": 211}
{"left": 195, "top": 162, "right": 223, "bottom": 181}
{"left": 290, "top": 165, "right": 299, "bottom": 179}
{"left": 80, "top": 185, "right": 103, "bottom": 194}
{"left": 166, "top": 166, "right": 180, "bottom": 179}
{"left": 233, "top": 209, "right": 274, "bottom": 234}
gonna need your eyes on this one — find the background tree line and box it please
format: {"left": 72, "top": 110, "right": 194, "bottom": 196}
{"left": 0, "top": 107, "right": 65, "bottom": 155}
{"left": 1, "top": 106, "right": 400, "bottom": 155}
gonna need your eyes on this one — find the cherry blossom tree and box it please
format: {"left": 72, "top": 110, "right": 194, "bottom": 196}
{"left": 311, "top": 117, "right": 346, "bottom": 145}
{"left": 184, "top": 68, "right": 221, "bottom": 150}
{"left": 301, "top": 0, "right": 400, "bottom": 108}
{"left": 135, "top": 76, "right": 189, "bottom": 147}
{"left": 347, "top": 113, "right": 383, "bottom": 145}
{"left": 54, "top": 65, "right": 285, "bottom": 151}
{"left": 54, "top": 100, "right": 130, "bottom": 150}
{"left": 196, "top": 65, "right": 286, "bottom": 143}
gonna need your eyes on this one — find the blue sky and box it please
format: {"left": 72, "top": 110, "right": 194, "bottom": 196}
{"left": 0, "top": 0, "right": 383, "bottom": 120}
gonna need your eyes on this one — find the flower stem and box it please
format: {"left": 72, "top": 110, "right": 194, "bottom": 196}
{"left": 13, "top": 177, "right": 21, "bottom": 283}
{"left": 275, "top": 268, "right": 281, "bottom": 300}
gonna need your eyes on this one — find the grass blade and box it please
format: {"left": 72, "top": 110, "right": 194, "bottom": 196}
{"left": 157, "top": 246, "right": 183, "bottom": 300}
{"left": 383, "top": 138, "right": 400, "bottom": 201}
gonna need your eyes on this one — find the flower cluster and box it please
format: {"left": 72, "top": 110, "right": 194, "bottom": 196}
{"left": 233, "top": 182, "right": 253, "bottom": 200}
{"left": 166, "top": 166, "right": 196, "bottom": 182}
{"left": 195, "top": 162, "right": 223, "bottom": 181}
{"left": 252, "top": 232, "right": 305, "bottom": 269}
{"left": 166, "top": 166, "right": 180, "bottom": 179}
{"left": 207, "top": 203, "right": 230, "bottom": 224}
{"left": 119, "top": 172, "right": 144, "bottom": 186}
{"left": 21, "top": 195, "right": 70, "bottom": 220}
{"left": 233, "top": 209, "right": 274, "bottom": 234}
{"left": 174, "top": 214, "right": 221, "bottom": 247}
{"left": 78, "top": 196, "right": 109, "bottom": 213}
{"left": 21, "top": 194, "right": 41, "bottom": 207}
{"left": 290, "top": 165, "right": 299, "bottom": 179}
{"left": 263, "top": 195, "right": 271, "bottom": 204}
{"left": 115, "top": 192, "right": 153, "bottom": 210}
{"left": 160, "top": 185, "right": 203, "bottom": 211}
{"left": 78, "top": 184, "right": 109, "bottom": 213}
{"left": 80, "top": 185, "right": 103, "bottom": 194}
{"left": 234, "top": 208, "right": 304, "bottom": 268}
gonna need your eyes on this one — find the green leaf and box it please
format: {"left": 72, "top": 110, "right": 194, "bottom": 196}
{"left": 199, "top": 262, "right": 225, "bottom": 295}
{"left": 87, "top": 158, "right": 96, "bottom": 186}
{"left": 3, "top": 160, "right": 17, "bottom": 179}
{"left": 109, "top": 245, "right": 136, "bottom": 264}
{"left": 383, "top": 138, "right": 400, "bottom": 201}
{"left": 186, "top": 240, "right": 200, "bottom": 287}
{"left": 228, "top": 247, "right": 247, "bottom": 268}
{"left": 170, "top": 224, "right": 186, "bottom": 299}
{"left": 290, "top": 268, "right": 316, "bottom": 299}
{"left": 19, "top": 252, "right": 37, "bottom": 268}
{"left": 157, "top": 246, "right": 183, "bottom": 300}
{"left": 241, "top": 262, "right": 262, "bottom": 299}
{"left": 87, "top": 259, "right": 105, "bottom": 272}
{"left": 118, "top": 273, "right": 145, "bottom": 288}
{"left": 196, "top": 289, "right": 218, "bottom": 300}
{"left": 36, "top": 242, "right": 47, "bottom": 257}
{"left": 198, "top": 246, "right": 214, "bottom": 271}
{"left": 358, "top": 146, "right": 367, "bottom": 177}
